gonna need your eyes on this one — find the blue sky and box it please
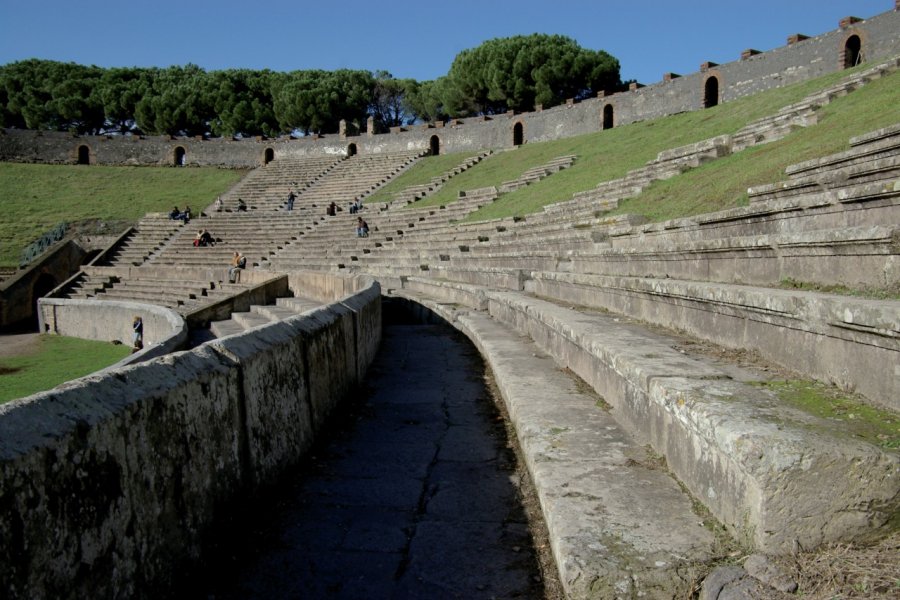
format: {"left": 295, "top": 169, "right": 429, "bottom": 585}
{"left": 0, "top": 0, "right": 891, "bottom": 85}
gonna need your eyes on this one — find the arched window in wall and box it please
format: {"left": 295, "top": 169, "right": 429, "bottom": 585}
{"left": 429, "top": 135, "right": 440, "bottom": 156}
{"left": 174, "top": 146, "right": 186, "bottom": 166}
{"left": 703, "top": 76, "right": 720, "bottom": 108}
{"left": 77, "top": 145, "right": 90, "bottom": 165}
{"left": 843, "top": 35, "right": 862, "bottom": 68}
{"left": 602, "top": 105, "right": 614, "bottom": 130}
{"left": 347, "top": 143, "right": 358, "bottom": 157}
{"left": 512, "top": 122, "right": 524, "bottom": 146}
{"left": 264, "top": 148, "right": 275, "bottom": 164}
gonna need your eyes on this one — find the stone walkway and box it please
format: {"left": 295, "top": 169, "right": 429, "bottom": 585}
{"left": 198, "top": 321, "right": 545, "bottom": 599}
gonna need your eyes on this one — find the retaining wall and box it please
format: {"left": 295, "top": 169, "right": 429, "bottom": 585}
{"left": 37, "top": 297, "right": 188, "bottom": 367}
{"left": 0, "top": 274, "right": 382, "bottom": 599}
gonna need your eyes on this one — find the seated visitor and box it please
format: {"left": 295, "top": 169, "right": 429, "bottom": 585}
{"left": 326, "top": 201, "right": 337, "bottom": 216}
{"left": 236, "top": 198, "right": 247, "bottom": 212}
{"left": 169, "top": 206, "right": 181, "bottom": 220}
{"left": 356, "top": 217, "right": 369, "bottom": 238}
{"left": 228, "top": 251, "right": 247, "bottom": 283}
{"left": 194, "top": 229, "right": 213, "bottom": 247}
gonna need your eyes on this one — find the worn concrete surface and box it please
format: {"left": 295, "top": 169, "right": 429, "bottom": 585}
{"left": 195, "top": 319, "right": 544, "bottom": 599}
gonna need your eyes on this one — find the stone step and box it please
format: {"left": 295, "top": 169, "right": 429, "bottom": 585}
{"left": 394, "top": 281, "right": 900, "bottom": 555}
{"left": 390, "top": 291, "right": 717, "bottom": 597}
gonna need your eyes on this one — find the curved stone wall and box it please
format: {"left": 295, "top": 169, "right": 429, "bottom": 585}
{"left": 0, "top": 274, "right": 382, "bottom": 599}
{"left": 37, "top": 297, "right": 189, "bottom": 367}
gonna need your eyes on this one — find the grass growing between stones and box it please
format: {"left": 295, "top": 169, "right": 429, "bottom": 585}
{"left": 364, "top": 150, "right": 485, "bottom": 205}
{"left": 0, "top": 335, "right": 131, "bottom": 403}
{"left": 612, "top": 69, "right": 900, "bottom": 223}
{"left": 0, "top": 163, "right": 245, "bottom": 267}
{"left": 753, "top": 379, "right": 900, "bottom": 450}
{"left": 778, "top": 277, "right": 900, "bottom": 301}
{"left": 392, "top": 62, "right": 898, "bottom": 224}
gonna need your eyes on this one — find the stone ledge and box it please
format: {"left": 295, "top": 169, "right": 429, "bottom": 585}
{"left": 390, "top": 291, "right": 716, "bottom": 599}
{"left": 528, "top": 272, "right": 900, "bottom": 409}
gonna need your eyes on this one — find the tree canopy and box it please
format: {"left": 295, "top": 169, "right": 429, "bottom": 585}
{"left": 0, "top": 35, "right": 621, "bottom": 136}
{"left": 440, "top": 34, "right": 620, "bottom": 116}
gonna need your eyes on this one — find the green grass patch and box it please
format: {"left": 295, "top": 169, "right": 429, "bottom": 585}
{"left": 612, "top": 70, "right": 900, "bottom": 223}
{"left": 754, "top": 379, "right": 900, "bottom": 450}
{"left": 382, "top": 62, "right": 896, "bottom": 223}
{"left": 778, "top": 278, "right": 900, "bottom": 301}
{"left": 0, "top": 163, "right": 245, "bottom": 267}
{"left": 0, "top": 335, "right": 131, "bottom": 403}
{"left": 365, "top": 150, "right": 484, "bottom": 205}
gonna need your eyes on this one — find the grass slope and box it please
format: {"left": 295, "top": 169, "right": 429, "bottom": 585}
{"left": 364, "top": 150, "right": 484, "bottom": 205}
{"left": 0, "top": 335, "right": 131, "bottom": 403}
{"left": 0, "top": 164, "right": 245, "bottom": 267}
{"left": 386, "top": 63, "right": 898, "bottom": 223}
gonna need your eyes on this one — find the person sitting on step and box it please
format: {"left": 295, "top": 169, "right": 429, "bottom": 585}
{"left": 228, "top": 251, "right": 246, "bottom": 283}
{"left": 356, "top": 217, "right": 369, "bottom": 238}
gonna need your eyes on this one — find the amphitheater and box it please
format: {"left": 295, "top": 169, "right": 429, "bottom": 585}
{"left": 1, "top": 5, "right": 900, "bottom": 600}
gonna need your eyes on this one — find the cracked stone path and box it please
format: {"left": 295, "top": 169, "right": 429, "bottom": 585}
{"left": 199, "top": 320, "right": 545, "bottom": 599}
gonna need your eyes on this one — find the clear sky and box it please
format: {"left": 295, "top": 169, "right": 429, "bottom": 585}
{"left": 0, "top": 0, "right": 891, "bottom": 85}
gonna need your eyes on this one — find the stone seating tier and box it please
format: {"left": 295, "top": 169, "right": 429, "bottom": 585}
{"left": 386, "top": 150, "right": 493, "bottom": 209}
{"left": 392, "top": 284, "right": 898, "bottom": 557}
{"left": 208, "top": 295, "right": 323, "bottom": 339}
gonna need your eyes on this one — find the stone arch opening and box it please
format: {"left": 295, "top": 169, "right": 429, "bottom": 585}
{"left": 347, "top": 143, "right": 358, "bottom": 157}
{"left": 843, "top": 35, "right": 862, "bottom": 68}
{"left": 703, "top": 76, "right": 720, "bottom": 108}
{"left": 512, "top": 122, "right": 524, "bottom": 146}
{"left": 77, "top": 145, "right": 90, "bottom": 165}
{"left": 602, "top": 104, "right": 614, "bottom": 130}
{"left": 174, "top": 146, "right": 186, "bottom": 166}
{"left": 429, "top": 135, "right": 440, "bottom": 156}
{"left": 264, "top": 148, "right": 275, "bottom": 164}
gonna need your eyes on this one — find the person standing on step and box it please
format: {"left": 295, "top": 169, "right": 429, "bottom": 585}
{"left": 132, "top": 316, "right": 143, "bottom": 353}
{"left": 286, "top": 189, "right": 296, "bottom": 211}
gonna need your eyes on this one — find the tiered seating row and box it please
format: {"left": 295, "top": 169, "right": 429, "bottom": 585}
{"left": 65, "top": 271, "right": 252, "bottom": 315}
{"left": 392, "top": 283, "right": 898, "bottom": 558}
{"left": 498, "top": 154, "right": 576, "bottom": 192}
{"left": 540, "top": 57, "right": 900, "bottom": 223}
{"left": 214, "top": 156, "right": 343, "bottom": 212}
{"left": 386, "top": 150, "right": 493, "bottom": 208}
{"left": 291, "top": 151, "right": 425, "bottom": 211}
{"left": 100, "top": 215, "right": 186, "bottom": 267}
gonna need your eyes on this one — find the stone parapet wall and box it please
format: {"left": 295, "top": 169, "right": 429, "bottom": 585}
{"left": 1, "top": 8, "right": 897, "bottom": 167}
{"left": 0, "top": 274, "right": 382, "bottom": 599}
{"left": 37, "top": 297, "right": 188, "bottom": 366}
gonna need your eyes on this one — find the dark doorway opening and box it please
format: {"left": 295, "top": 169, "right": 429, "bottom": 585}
{"left": 347, "top": 143, "right": 358, "bottom": 157}
{"left": 703, "top": 76, "right": 719, "bottom": 108}
{"left": 429, "top": 135, "right": 440, "bottom": 156}
{"left": 844, "top": 35, "right": 862, "bottom": 68}
{"left": 174, "top": 146, "right": 186, "bottom": 166}
{"left": 264, "top": 148, "right": 274, "bottom": 164}
{"left": 512, "top": 122, "right": 524, "bottom": 146}
{"left": 602, "top": 105, "right": 614, "bottom": 130}
{"left": 77, "top": 145, "right": 90, "bottom": 165}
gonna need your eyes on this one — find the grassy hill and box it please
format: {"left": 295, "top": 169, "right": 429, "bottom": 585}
{"left": 392, "top": 62, "right": 899, "bottom": 223}
{"left": 0, "top": 165, "right": 245, "bottom": 268}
